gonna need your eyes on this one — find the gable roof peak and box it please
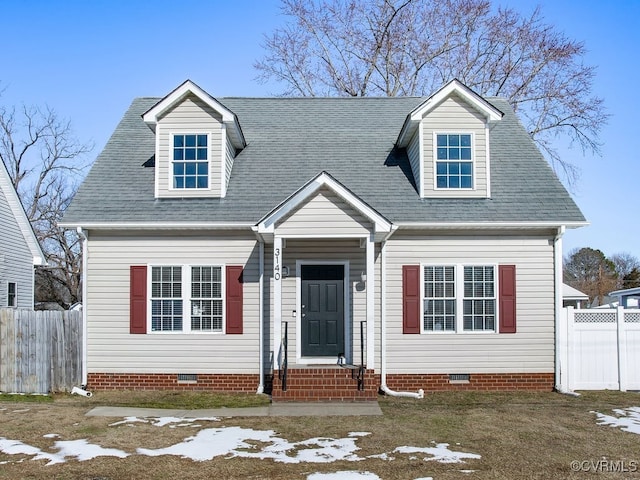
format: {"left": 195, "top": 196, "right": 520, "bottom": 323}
{"left": 397, "top": 79, "right": 504, "bottom": 147}
{"left": 142, "top": 79, "right": 246, "bottom": 149}
{"left": 0, "top": 159, "right": 46, "bottom": 266}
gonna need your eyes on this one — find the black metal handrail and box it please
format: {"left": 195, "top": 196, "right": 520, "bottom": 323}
{"left": 356, "top": 320, "right": 366, "bottom": 390}
{"left": 279, "top": 321, "right": 288, "bottom": 391}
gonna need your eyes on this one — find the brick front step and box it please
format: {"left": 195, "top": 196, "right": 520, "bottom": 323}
{"left": 271, "top": 367, "right": 378, "bottom": 402}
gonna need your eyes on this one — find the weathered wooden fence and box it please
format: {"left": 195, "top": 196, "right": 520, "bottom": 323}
{"left": 0, "top": 308, "right": 82, "bottom": 394}
{"left": 558, "top": 307, "right": 640, "bottom": 391}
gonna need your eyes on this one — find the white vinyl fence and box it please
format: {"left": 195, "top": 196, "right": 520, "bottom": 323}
{"left": 558, "top": 307, "right": 640, "bottom": 391}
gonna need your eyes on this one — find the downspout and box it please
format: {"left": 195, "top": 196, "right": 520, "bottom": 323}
{"left": 553, "top": 226, "right": 574, "bottom": 395}
{"left": 379, "top": 239, "right": 424, "bottom": 399}
{"left": 252, "top": 227, "right": 265, "bottom": 394}
{"left": 76, "top": 227, "right": 89, "bottom": 389}
{"left": 257, "top": 238, "right": 265, "bottom": 394}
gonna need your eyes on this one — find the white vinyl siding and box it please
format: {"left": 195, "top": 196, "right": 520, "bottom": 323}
{"left": 155, "top": 94, "right": 224, "bottom": 198}
{"left": 421, "top": 94, "right": 488, "bottom": 198}
{"left": 275, "top": 188, "right": 372, "bottom": 237}
{"left": 406, "top": 127, "right": 421, "bottom": 195}
{"left": 224, "top": 133, "right": 236, "bottom": 196}
{"left": 85, "top": 231, "right": 260, "bottom": 374}
{"left": 386, "top": 231, "right": 556, "bottom": 374}
{"left": 0, "top": 188, "right": 35, "bottom": 309}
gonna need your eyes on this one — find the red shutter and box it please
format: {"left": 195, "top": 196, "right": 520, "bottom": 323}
{"left": 226, "top": 266, "right": 243, "bottom": 334}
{"left": 402, "top": 265, "right": 420, "bottom": 334}
{"left": 130, "top": 266, "right": 147, "bottom": 334}
{"left": 499, "top": 264, "right": 516, "bottom": 333}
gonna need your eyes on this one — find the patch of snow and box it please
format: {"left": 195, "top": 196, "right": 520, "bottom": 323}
{"left": 413, "top": 477, "right": 434, "bottom": 480}
{"left": 43, "top": 434, "right": 59, "bottom": 439}
{"left": 366, "top": 452, "right": 394, "bottom": 461}
{"left": 348, "top": 432, "right": 371, "bottom": 437}
{"left": 0, "top": 436, "right": 129, "bottom": 465}
{"left": 109, "top": 416, "right": 219, "bottom": 428}
{"left": 53, "top": 439, "right": 129, "bottom": 461}
{"left": 395, "top": 443, "right": 481, "bottom": 463}
{"left": 307, "top": 472, "right": 380, "bottom": 480}
{"left": 593, "top": 407, "right": 640, "bottom": 435}
{"left": 0, "top": 437, "right": 65, "bottom": 465}
{"left": 138, "top": 427, "right": 364, "bottom": 464}
{"left": 12, "top": 409, "right": 30, "bottom": 413}
{"left": 460, "top": 470, "right": 476, "bottom": 473}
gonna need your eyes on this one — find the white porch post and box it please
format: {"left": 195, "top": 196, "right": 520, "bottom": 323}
{"left": 274, "top": 236, "right": 283, "bottom": 369}
{"left": 366, "top": 233, "right": 375, "bottom": 367}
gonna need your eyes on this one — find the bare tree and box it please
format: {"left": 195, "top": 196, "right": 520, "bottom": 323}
{"left": 0, "top": 102, "right": 92, "bottom": 308}
{"left": 610, "top": 252, "right": 640, "bottom": 290}
{"left": 255, "top": 0, "right": 608, "bottom": 184}
{"left": 564, "top": 247, "right": 618, "bottom": 306}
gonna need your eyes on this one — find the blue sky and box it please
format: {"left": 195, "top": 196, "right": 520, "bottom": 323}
{"left": 1, "top": 0, "right": 637, "bottom": 260}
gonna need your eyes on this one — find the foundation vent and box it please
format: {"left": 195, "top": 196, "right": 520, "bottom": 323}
{"left": 177, "top": 374, "right": 198, "bottom": 383}
{"left": 449, "top": 373, "right": 470, "bottom": 383}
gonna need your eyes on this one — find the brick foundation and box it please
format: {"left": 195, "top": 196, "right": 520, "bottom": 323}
{"left": 86, "top": 371, "right": 554, "bottom": 397}
{"left": 87, "top": 373, "right": 260, "bottom": 392}
{"left": 384, "top": 373, "right": 555, "bottom": 392}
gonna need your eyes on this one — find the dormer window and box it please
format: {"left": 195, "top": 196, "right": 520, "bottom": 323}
{"left": 436, "top": 133, "right": 473, "bottom": 189}
{"left": 173, "top": 134, "right": 209, "bottom": 189}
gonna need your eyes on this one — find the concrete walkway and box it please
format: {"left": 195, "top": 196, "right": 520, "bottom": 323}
{"left": 86, "top": 402, "right": 382, "bottom": 418}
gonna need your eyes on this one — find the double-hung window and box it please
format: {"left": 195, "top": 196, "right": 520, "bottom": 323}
{"left": 7, "top": 282, "right": 17, "bottom": 307}
{"left": 423, "top": 264, "right": 496, "bottom": 333}
{"left": 151, "top": 266, "right": 183, "bottom": 331}
{"left": 423, "top": 266, "right": 456, "bottom": 332}
{"left": 463, "top": 266, "right": 496, "bottom": 331}
{"left": 436, "top": 133, "right": 473, "bottom": 189}
{"left": 191, "top": 266, "right": 223, "bottom": 332}
{"left": 150, "top": 265, "right": 224, "bottom": 333}
{"left": 173, "top": 134, "right": 208, "bottom": 189}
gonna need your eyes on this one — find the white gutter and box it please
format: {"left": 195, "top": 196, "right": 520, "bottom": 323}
{"left": 58, "top": 222, "right": 254, "bottom": 230}
{"left": 553, "top": 226, "right": 575, "bottom": 395}
{"left": 379, "top": 240, "right": 424, "bottom": 399}
{"left": 77, "top": 227, "right": 89, "bottom": 388}
{"left": 395, "top": 221, "right": 588, "bottom": 230}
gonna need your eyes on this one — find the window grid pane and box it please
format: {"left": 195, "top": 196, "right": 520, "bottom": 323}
{"left": 463, "top": 266, "right": 496, "bottom": 331}
{"left": 423, "top": 266, "right": 456, "bottom": 331}
{"left": 151, "top": 266, "right": 182, "bottom": 331}
{"left": 191, "top": 266, "right": 223, "bottom": 332}
{"left": 173, "top": 134, "right": 208, "bottom": 189}
{"left": 436, "top": 134, "right": 473, "bottom": 189}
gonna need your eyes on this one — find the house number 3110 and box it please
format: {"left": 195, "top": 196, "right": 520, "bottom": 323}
{"left": 274, "top": 248, "right": 281, "bottom": 281}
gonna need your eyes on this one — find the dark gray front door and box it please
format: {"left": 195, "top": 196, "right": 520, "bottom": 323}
{"left": 301, "top": 265, "right": 344, "bottom": 357}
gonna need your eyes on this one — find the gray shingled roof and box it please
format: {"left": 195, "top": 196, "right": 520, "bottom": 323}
{"left": 63, "top": 95, "right": 585, "bottom": 225}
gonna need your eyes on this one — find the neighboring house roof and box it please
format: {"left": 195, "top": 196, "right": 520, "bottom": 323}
{"left": 62, "top": 89, "right": 586, "bottom": 228}
{"left": 0, "top": 159, "right": 45, "bottom": 265}
{"left": 562, "top": 283, "right": 589, "bottom": 301}
{"left": 608, "top": 286, "right": 640, "bottom": 298}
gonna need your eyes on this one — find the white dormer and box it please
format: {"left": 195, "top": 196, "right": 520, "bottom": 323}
{"left": 142, "top": 80, "right": 246, "bottom": 199}
{"left": 397, "top": 80, "right": 503, "bottom": 198}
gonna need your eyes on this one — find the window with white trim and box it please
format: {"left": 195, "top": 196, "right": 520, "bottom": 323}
{"left": 463, "top": 266, "right": 496, "bottom": 331}
{"left": 423, "top": 264, "right": 496, "bottom": 333}
{"left": 150, "top": 265, "right": 224, "bottom": 333}
{"left": 191, "top": 266, "right": 223, "bottom": 332}
{"left": 151, "top": 266, "right": 183, "bottom": 331}
{"left": 423, "top": 266, "right": 456, "bottom": 331}
{"left": 172, "top": 134, "right": 208, "bottom": 189}
{"left": 436, "top": 133, "right": 473, "bottom": 189}
{"left": 7, "top": 282, "right": 17, "bottom": 307}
